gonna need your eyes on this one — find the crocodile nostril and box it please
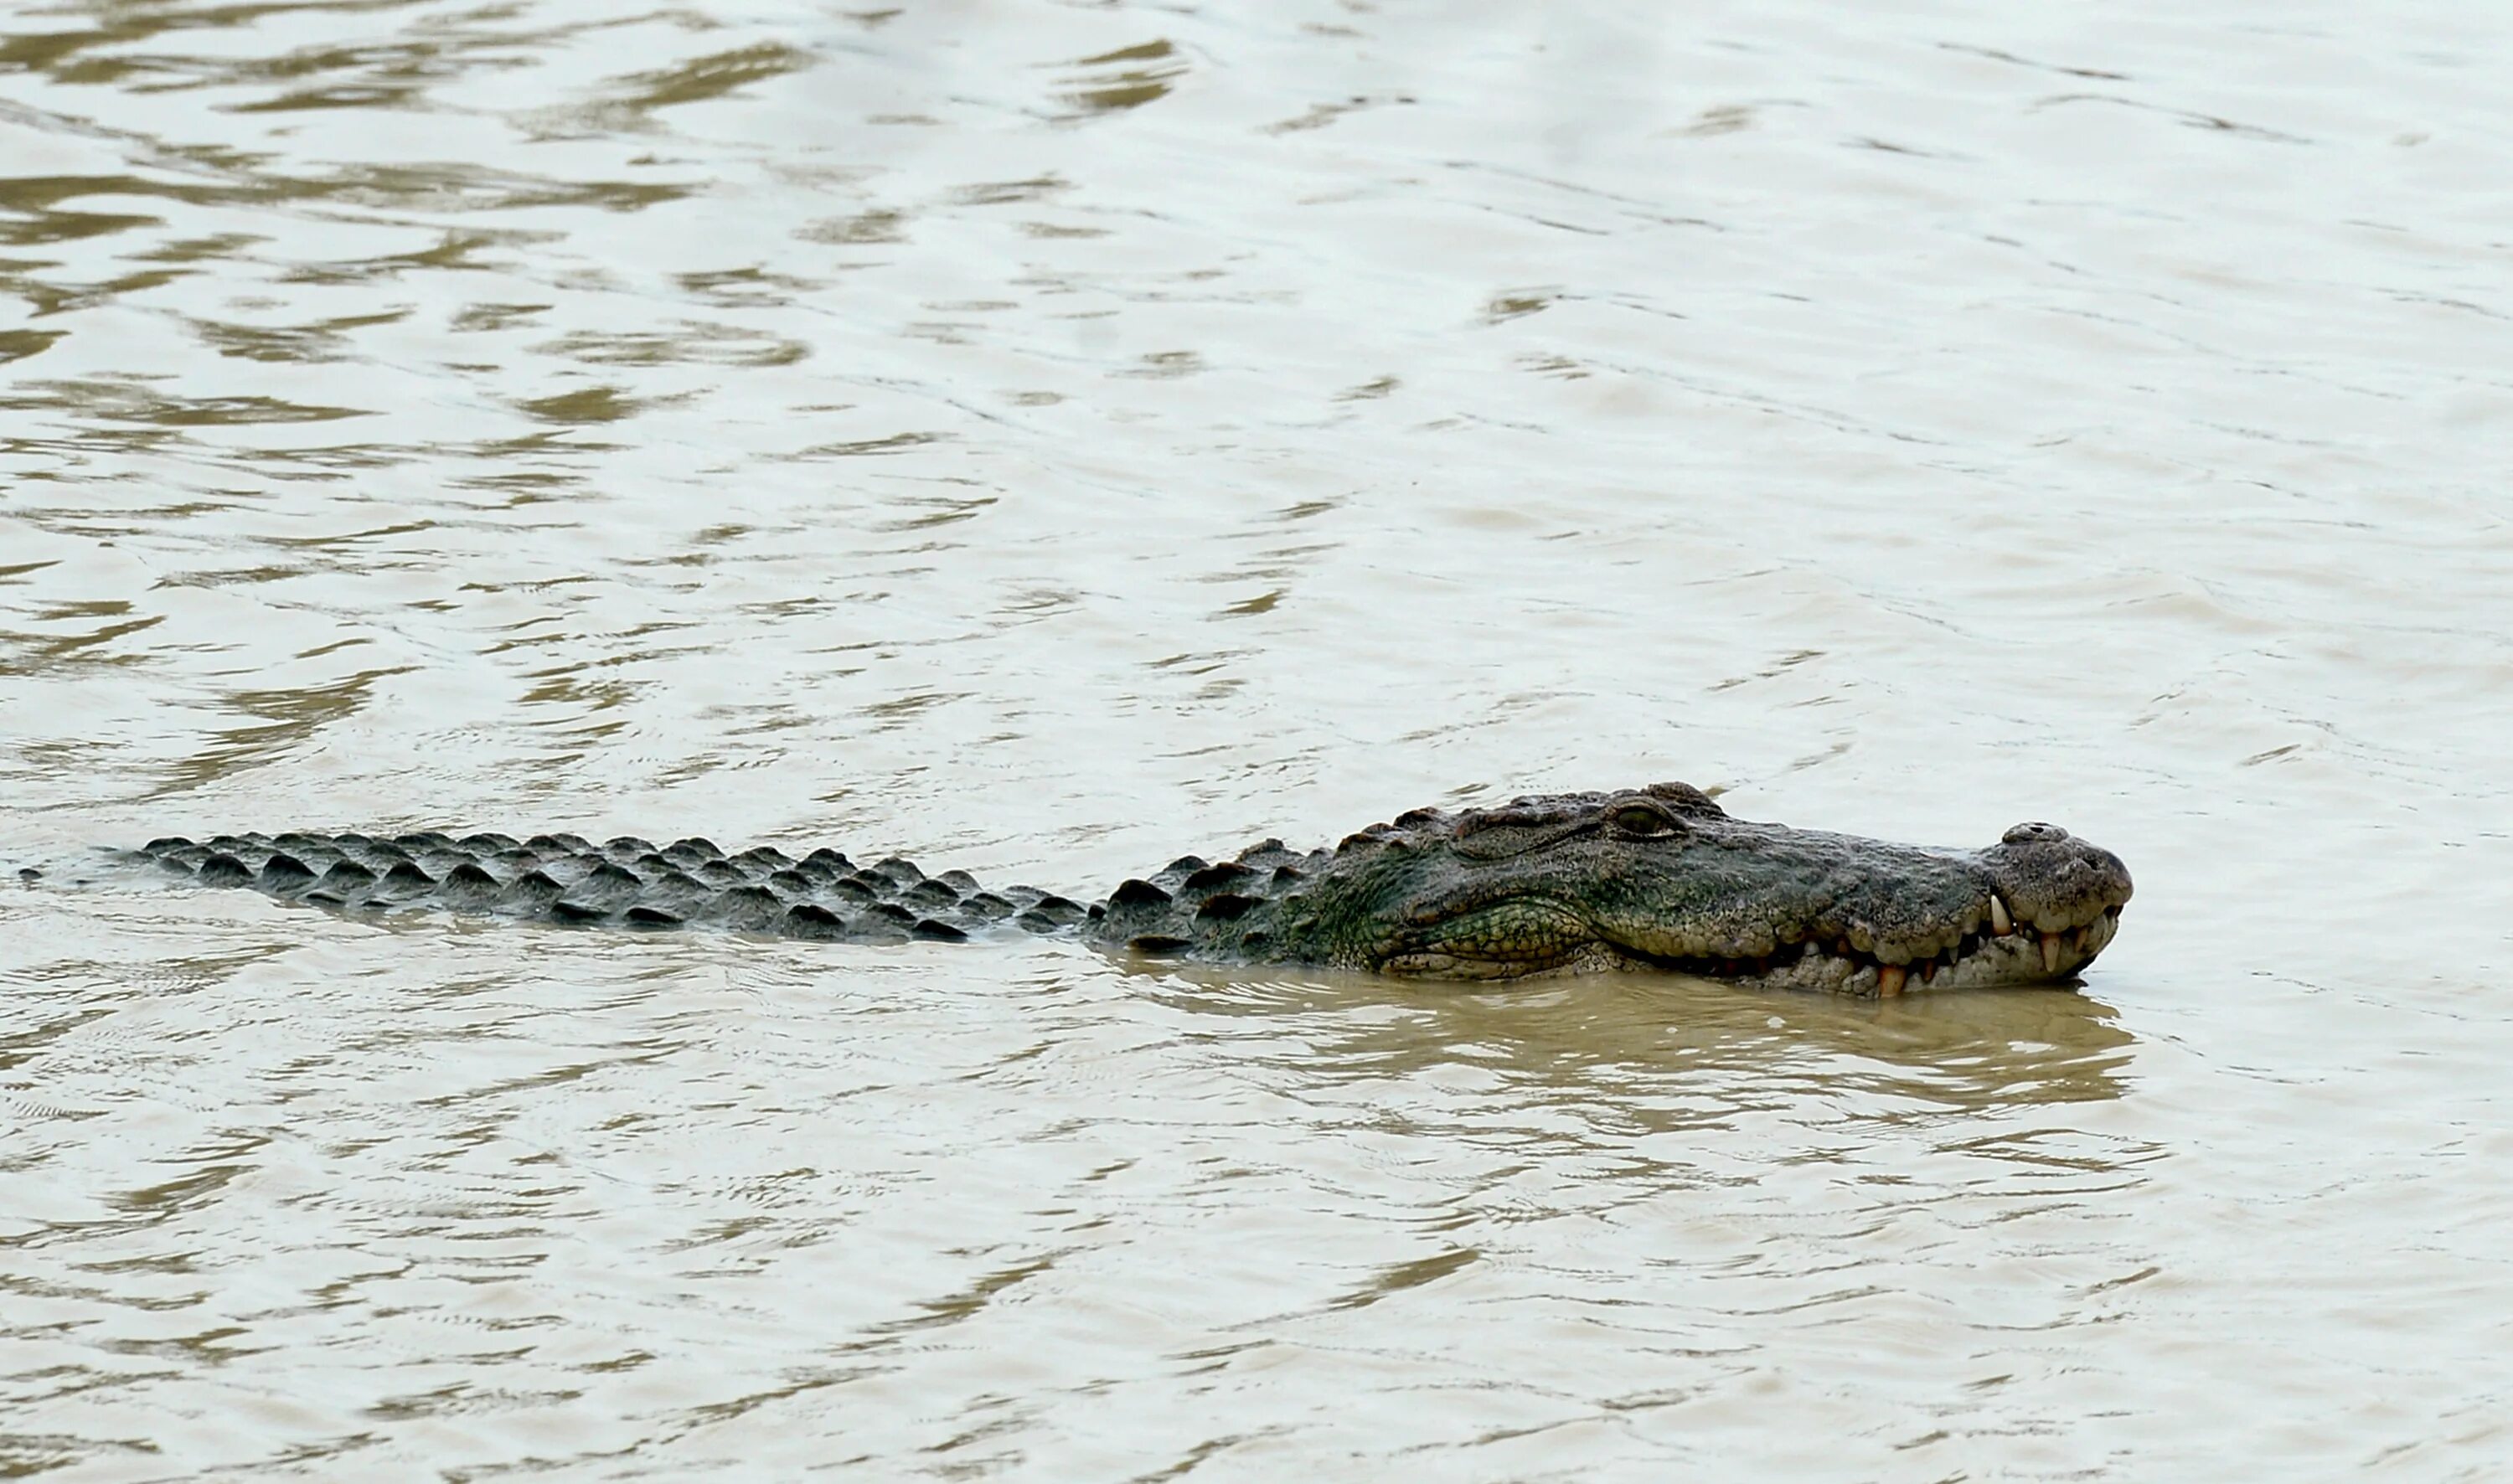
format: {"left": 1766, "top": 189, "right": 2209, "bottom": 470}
{"left": 2002, "top": 822, "right": 2071, "bottom": 844}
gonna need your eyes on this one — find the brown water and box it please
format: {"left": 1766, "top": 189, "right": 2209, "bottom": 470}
{"left": 3, "top": 2, "right": 2510, "bottom": 1477}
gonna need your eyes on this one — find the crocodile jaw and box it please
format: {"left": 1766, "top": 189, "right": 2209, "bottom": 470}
{"left": 1607, "top": 904, "right": 2124, "bottom": 995}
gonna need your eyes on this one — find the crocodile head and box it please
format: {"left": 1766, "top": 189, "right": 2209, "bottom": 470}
{"left": 1251, "top": 782, "right": 2132, "bottom": 991}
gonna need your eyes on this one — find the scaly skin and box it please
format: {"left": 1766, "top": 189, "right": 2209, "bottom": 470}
{"left": 120, "top": 781, "right": 2132, "bottom": 994}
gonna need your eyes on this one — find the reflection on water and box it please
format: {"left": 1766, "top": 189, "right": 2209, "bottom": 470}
{"left": 0, "top": 897, "right": 2174, "bottom": 1477}
{"left": 1154, "top": 968, "right": 2138, "bottom": 1115}
{"left": 3, "top": 0, "right": 2511, "bottom": 1475}
{"left": 1055, "top": 40, "right": 1189, "bottom": 118}
{"left": 156, "top": 665, "right": 420, "bottom": 796}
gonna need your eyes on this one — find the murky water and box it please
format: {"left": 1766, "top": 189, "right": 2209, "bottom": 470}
{"left": 3, "top": 1, "right": 2510, "bottom": 1477}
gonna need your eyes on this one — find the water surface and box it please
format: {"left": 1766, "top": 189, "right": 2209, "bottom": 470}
{"left": 3, "top": 1, "right": 2510, "bottom": 1477}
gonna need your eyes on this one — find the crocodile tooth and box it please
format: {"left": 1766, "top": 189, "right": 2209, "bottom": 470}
{"left": 1989, "top": 894, "right": 2014, "bottom": 935}
{"left": 2040, "top": 933, "right": 2062, "bottom": 975}
{"left": 1876, "top": 964, "right": 1907, "bottom": 997}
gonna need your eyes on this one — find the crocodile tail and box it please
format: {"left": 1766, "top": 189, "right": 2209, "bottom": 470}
{"left": 133, "top": 831, "right": 1095, "bottom": 945}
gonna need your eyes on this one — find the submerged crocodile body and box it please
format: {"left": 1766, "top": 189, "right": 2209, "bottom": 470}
{"left": 114, "top": 782, "right": 2131, "bottom": 994}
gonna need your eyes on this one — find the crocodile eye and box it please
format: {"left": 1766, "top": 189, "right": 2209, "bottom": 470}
{"left": 1608, "top": 803, "right": 1679, "bottom": 837}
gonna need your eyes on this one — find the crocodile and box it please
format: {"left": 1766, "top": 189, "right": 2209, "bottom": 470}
{"left": 98, "top": 782, "right": 2131, "bottom": 994}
